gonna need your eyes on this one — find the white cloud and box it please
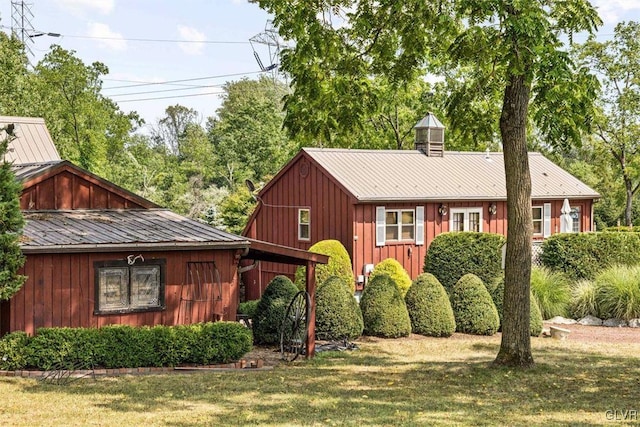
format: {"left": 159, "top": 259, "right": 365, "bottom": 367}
{"left": 56, "top": 0, "right": 115, "bottom": 15}
{"left": 592, "top": 0, "right": 640, "bottom": 26}
{"left": 87, "top": 22, "right": 126, "bottom": 51}
{"left": 177, "top": 25, "right": 206, "bottom": 56}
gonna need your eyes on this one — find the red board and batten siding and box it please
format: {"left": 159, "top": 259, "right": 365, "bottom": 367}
{"left": 2, "top": 249, "right": 241, "bottom": 336}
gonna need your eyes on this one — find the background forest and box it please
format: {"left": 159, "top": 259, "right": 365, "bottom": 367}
{"left": 0, "top": 21, "right": 638, "bottom": 234}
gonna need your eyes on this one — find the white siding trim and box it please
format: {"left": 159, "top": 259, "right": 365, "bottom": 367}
{"left": 415, "top": 206, "right": 425, "bottom": 245}
{"left": 543, "top": 203, "right": 552, "bottom": 237}
{"left": 375, "top": 206, "right": 385, "bottom": 247}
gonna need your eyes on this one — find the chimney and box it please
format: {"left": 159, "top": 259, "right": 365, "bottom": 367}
{"left": 414, "top": 112, "right": 444, "bottom": 157}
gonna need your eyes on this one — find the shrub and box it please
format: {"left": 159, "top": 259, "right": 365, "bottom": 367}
{"left": 238, "top": 300, "right": 260, "bottom": 318}
{"left": 491, "top": 276, "right": 543, "bottom": 337}
{"left": 530, "top": 267, "right": 571, "bottom": 319}
{"left": 315, "top": 276, "right": 363, "bottom": 340}
{"left": 360, "top": 274, "right": 411, "bottom": 338}
{"left": 424, "top": 232, "right": 505, "bottom": 294}
{"left": 405, "top": 273, "right": 456, "bottom": 337}
{"left": 0, "top": 331, "right": 30, "bottom": 370}
{"left": 27, "top": 327, "right": 99, "bottom": 370}
{"left": 541, "top": 232, "right": 640, "bottom": 280}
{"left": 295, "top": 240, "right": 355, "bottom": 294}
{"left": 594, "top": 265, "right": 640, "bottom": 321}
{"left": 189, "top": 322, "right": 253, "bottom": 364}
{"left": 569, "top": 280, "right": 599, "bottom": 319}
{"left": 369, "top": 258, "right": 412, "bottom": 297}
{"left": 451, "top": 274, "right": 499, "bottom": 336}
{"left": 252, "top": 275, "right": 299, "bottom": 345}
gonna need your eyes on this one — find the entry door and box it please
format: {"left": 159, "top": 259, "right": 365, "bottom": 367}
{"left": 450, "top": 208, "right": 483, "bottom": 232}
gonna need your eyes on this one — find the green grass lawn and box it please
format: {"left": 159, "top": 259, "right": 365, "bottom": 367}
{"left": 1, "top": 333, "right": 638, "bottom": 426}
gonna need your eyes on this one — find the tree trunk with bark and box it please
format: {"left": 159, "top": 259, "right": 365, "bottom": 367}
{"left": 494, "top": 72, "right": 535, "bottom": 368}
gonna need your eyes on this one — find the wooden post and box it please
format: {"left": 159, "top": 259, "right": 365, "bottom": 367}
{"left": 305, "top": 261, "right": 316, "bottom": 358}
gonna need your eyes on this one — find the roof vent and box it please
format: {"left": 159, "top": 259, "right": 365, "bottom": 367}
{"left": 414, "top": 112, "right": 444, "bottom": 157}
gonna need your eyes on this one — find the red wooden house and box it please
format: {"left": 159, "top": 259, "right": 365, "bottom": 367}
{"left": 243, "top": 113, "right": 600, "bottom": 299}
{"left": 0, "top": 117, "right": 327, "bottom": 340}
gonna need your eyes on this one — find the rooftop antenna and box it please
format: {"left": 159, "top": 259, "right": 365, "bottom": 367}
{"left": 249, "top": 20, "right": 283, "bottom": 82}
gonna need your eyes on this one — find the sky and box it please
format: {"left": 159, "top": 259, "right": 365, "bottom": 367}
{"left": 0, "top": 0, "right": 639, "bottom": 133}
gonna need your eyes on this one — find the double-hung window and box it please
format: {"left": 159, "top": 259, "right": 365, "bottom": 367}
{"left": 376, "top": 206, "right": 424, "bottom": 246}
{"left": 298, "top": 209, "right": 310, "bottom": 241}
{"left": 532, "top": 206, "right": 543, "bottom": 236}
{"left": 571, "top": 207, "right": 581, "bottom": 233}
{"left": 94, "top": 259, "right": 166, "bottom": 314}
{"left": 449, "top": 208, "right": 483, "bottom": 232}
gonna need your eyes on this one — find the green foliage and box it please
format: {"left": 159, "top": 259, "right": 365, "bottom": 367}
{"left": 369, "top": 258, "right": 412, "bottom": 297}
{"left": 491, "top": 276, "right": 544, "bottom": 337}
{"left": 0, "top": 331, "right": 30, "bottom": 370}
{"left": 315, "top": 276, "right": 364, "bottom": 341}
{"left": 295, "top": 240, "right": 355, "bottom": 294}
{"left": 530, "top": 267, "right": 571, "bottom": 319}
{"left": 216, "top": 186, "right": 256, "bottom": 235}
{"left": 541, "top": 233, "right": 640, "bottom": 280}
{"left": 404, "top": 273, "right": 456, "bottom": 337}
{"left": 594, "top": 266, "right": 640, "bottom": 321}
{"left": 570, "top": 280, "right": 599, "bottom": 319}
{"left": 237, "top": 300, "right": 260, "bottom": 318}
{"left": 450, "top": 274, "right": 499, "bottom": 336}
{"left": 424, "top": 232, "right": 505, "bottom": 294}
{"left": 0, "top": 33, "right": 33, "bottom": 116}
{"left": 359, "top": 274, "right": 411, "bottom": 338}
{"left": 252, "top": 275, "right": 299, "bottom": 345}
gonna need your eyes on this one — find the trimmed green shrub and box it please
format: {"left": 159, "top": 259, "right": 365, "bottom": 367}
{"left": 189, "top": 322, "right": 253, "bottom": 364}
{"left": 451, "top": 274, "right": 499, "bottom": 336}
{"left": 369, "top": 258, "right": 412, "bottom": 297}
{"left": 530, "top": 267, "right": 571, "bottom": 319}
{"left": 569, "top": 280, "right": 599, "bottom": 319}
{"left": 360, "top": 274, "right": 411, "bottom": 338}
{"left": 491, "top": 276, "right": 543, "bottom": 337}
{"left": 594, "top": 265, "right": 640, "bottom": 321}
{"left": 295, "top": 239, "right": 355, "bottom": 294}
{"left": 28, "top": 327, "right": 100, "bottom": 370}
{"left": 0, "top": 331, "right": 30, "bottom": 370}
{"left": 238, "top": 300, "right": 260, "bottom": 318}
{"left": 405, "top": 273, "right": 456, "bottom": 337}
{"left": 252, "top": 275, "right": 299, "bottom": 344}
{"left": 316, "top": 276, "right": 364, "bottom": 340}
{"left": 424, "top": 232, "right": 505, "bottom": 294}
{"left": 541, "top": 232, "right": 640, "bottom": 280}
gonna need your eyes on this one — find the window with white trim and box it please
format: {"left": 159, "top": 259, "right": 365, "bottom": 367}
{"left": 385, "top": 209, "right": 415, "bottom": 241}
{"left": 532, "top": 206, "right": 543, "bottom": 235}
{"left": 298, "top": 209, "right": 310, "bottom": 241}
{"left": 449, "top": 208, "right": 482, "bottom": 232}
{"left": 571, "top": 207, "right": 581, "bottom": 233}
{"left": 94, "top": 259, "right": 166, "bottom": 314}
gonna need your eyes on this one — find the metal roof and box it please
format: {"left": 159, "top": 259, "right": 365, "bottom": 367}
{"left": 0, "top": 116, "right": 61, "bottom": 164}
{"left": 21, "top": 209, "right": 250, "bottom": 253}
{"left": 303, "top": 148, "right": 600, "bottom": 201}
{"left": 11, "top": 161, "right": 65, "bottom": 181}
{"left": 414, "top": 112, "right": 444, "bottom": 129}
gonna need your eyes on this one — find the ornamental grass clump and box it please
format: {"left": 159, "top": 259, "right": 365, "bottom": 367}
{"left": 569, "top": 279, "right": 599, "bottom": 319}
{"left": 295, "top": 239, "right": 355, "bottom": 293}
{"left": 404, "top": 273, "right": 456, "bottom": 337}
{"left": 530, "top": 266, "right": 571, "bottom": 319}
{"left": 369, "top": 258, "right": 412, "bottom": 297}
{"left": 450, "top": 274, "right": 499, "bottom": 336}
{"left": 360, "top": 274, "right": 411, "bottom": 338}
{"left": 252, "top": 275, "right": 298, "bottom": 344}
{"left": 594, "top": 265, "right": 640, "bottom": 321}
{"left": 315, "top": 276, "right": 363, "bottom": 340}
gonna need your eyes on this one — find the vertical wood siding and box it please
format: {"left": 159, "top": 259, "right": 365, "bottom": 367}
{"left": 3, "top": 249, "right": 241, "bottom": 336}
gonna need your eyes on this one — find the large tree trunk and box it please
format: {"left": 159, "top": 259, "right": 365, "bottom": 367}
{"left": 494, "top": 73, "right": 534, "bottom": 368}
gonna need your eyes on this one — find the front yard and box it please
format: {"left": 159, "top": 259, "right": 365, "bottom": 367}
{"left": 1, "top": 326, "right": 638, "bottom": 426}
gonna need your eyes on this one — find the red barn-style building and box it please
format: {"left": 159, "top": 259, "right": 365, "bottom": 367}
{"left": 243, "top": 113, "right": 600, "bottom": 299}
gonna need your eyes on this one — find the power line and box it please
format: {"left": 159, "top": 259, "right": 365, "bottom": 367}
{"left": 102, "top": 70, "right": 263, "bottom": 90}
{"left": 116, "top": 91, "right": 225, "bottom": 103}
{"left": 109, "top": 83, "right": 225, "bottom": 97}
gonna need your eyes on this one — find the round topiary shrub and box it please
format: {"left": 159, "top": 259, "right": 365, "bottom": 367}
{"left": 424, "top": 232, "right": 505, "bottom": 294}
{"left": 369, "top": 258, "right": 412, "bottom": 297}
{"left": 405, "top": 273, "right": 456, "bottom": 337}
{"left": 252, "top": 275, "right": 298, "bottom": 345}
{"left": 316, "top": 276, "right": 364, "bottom": 341}
{"left": 451, "top": 273, "right": 499, "bottom": 336}
{"left": 491, "top": 276, "right": 543, "bottom": 337}
{"left": 359, "top": 274, "right": 411, "bottom": 338}
{"left": 295, "top": 240, "right": 355, "bottom": 294}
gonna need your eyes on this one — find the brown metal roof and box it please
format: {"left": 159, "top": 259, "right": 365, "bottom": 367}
{"left": 0, "top": 116, "right": 61, "bottom": 164}
{"left": 303, "top": 148, "right": 600, "bottom": 201}
{"left": 21, "top": 209, "right": 250, "bottom": 253}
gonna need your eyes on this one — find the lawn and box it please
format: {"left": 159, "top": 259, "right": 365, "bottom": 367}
{"left": 1, "top": 330, "right": 639, "bottom": 426}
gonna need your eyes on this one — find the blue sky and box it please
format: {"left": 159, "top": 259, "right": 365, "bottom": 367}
{"left": 0, "top": 0, "right": 639, "bottom": 131}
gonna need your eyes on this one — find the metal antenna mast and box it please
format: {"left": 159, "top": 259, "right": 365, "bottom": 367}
{"left": 11, "top": 0, "right": 36, "bottom": 56}
{"left": 249, "top": 20, "right": 283, "bottom": 82}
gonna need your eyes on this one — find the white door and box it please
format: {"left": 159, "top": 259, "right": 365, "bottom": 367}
{"left": 449, "top": 208, "right": 483, "bottom": 232}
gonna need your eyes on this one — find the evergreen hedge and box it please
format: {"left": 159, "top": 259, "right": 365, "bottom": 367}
{"left": 252, "top": 275, "right": 299, "bottom": 345}
{"left": 450, "top": 274, "right": 500, "bottom": 336}
{"left": 369, "top": 258, "right": 412, "bottom": 297}
{"left": 491, "top": 276, "right": 544, "bottom": 337}
{"left": 360, "top": 274, "right": 411, "bottom": 338}
{"left": 295, "top": 239, "right": 355, "bottom": 294}
{"left": 315, "top": 276, "right": 363, "bottom": 340}
{"left": 405, "top": 273, "right": 456, "bottom": 337}
{"left": 424, "top": 232, "right": 505, "bottom": 294}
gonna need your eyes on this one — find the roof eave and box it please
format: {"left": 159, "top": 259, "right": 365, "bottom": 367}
{"left": 20, "top": 240, "right": 250, "bottom": 254}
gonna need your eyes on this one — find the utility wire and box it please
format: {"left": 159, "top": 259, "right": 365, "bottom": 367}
{"left": 109, "top": 83, "right": 225, "bottom": 97}
{"left": 102, "top": 70, "right": 263, "bottom": 90}
{"left": 116, "top": 91, "right": 225, "bottom": 103}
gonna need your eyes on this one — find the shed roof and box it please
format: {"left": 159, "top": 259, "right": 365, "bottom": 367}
{"left": 0, "top": 116, "right": 61, "bottom": 164}
{"left": 21, "top": 209, "right": 250, "bottom": 253}
{"left": 302, "top": 148, "right": 599, "bottom": 201}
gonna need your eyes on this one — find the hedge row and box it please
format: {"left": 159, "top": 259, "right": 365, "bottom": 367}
{"left": 541, "top": 232, "right": 640, "bottom": 280}
{"left": 0, "top": 322, "right": 252, "bottom": 371}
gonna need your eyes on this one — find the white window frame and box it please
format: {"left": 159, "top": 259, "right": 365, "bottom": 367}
{"left": 571, "top": 207, "right": 581, "bottom": 233}
{"left": 449, "top": 208, "right": 483, "bottom": 232}
{"left": 376, "top": 207, "right": 422, "bottom": 246}
{"left": 532, "top": 206, "right": 543, "bottom": 236}
{"left": 298, "top": 208, "right": 310, "bottom": 241}
{"left": 384, "top": 209, "right": 415, "bottom": 242}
